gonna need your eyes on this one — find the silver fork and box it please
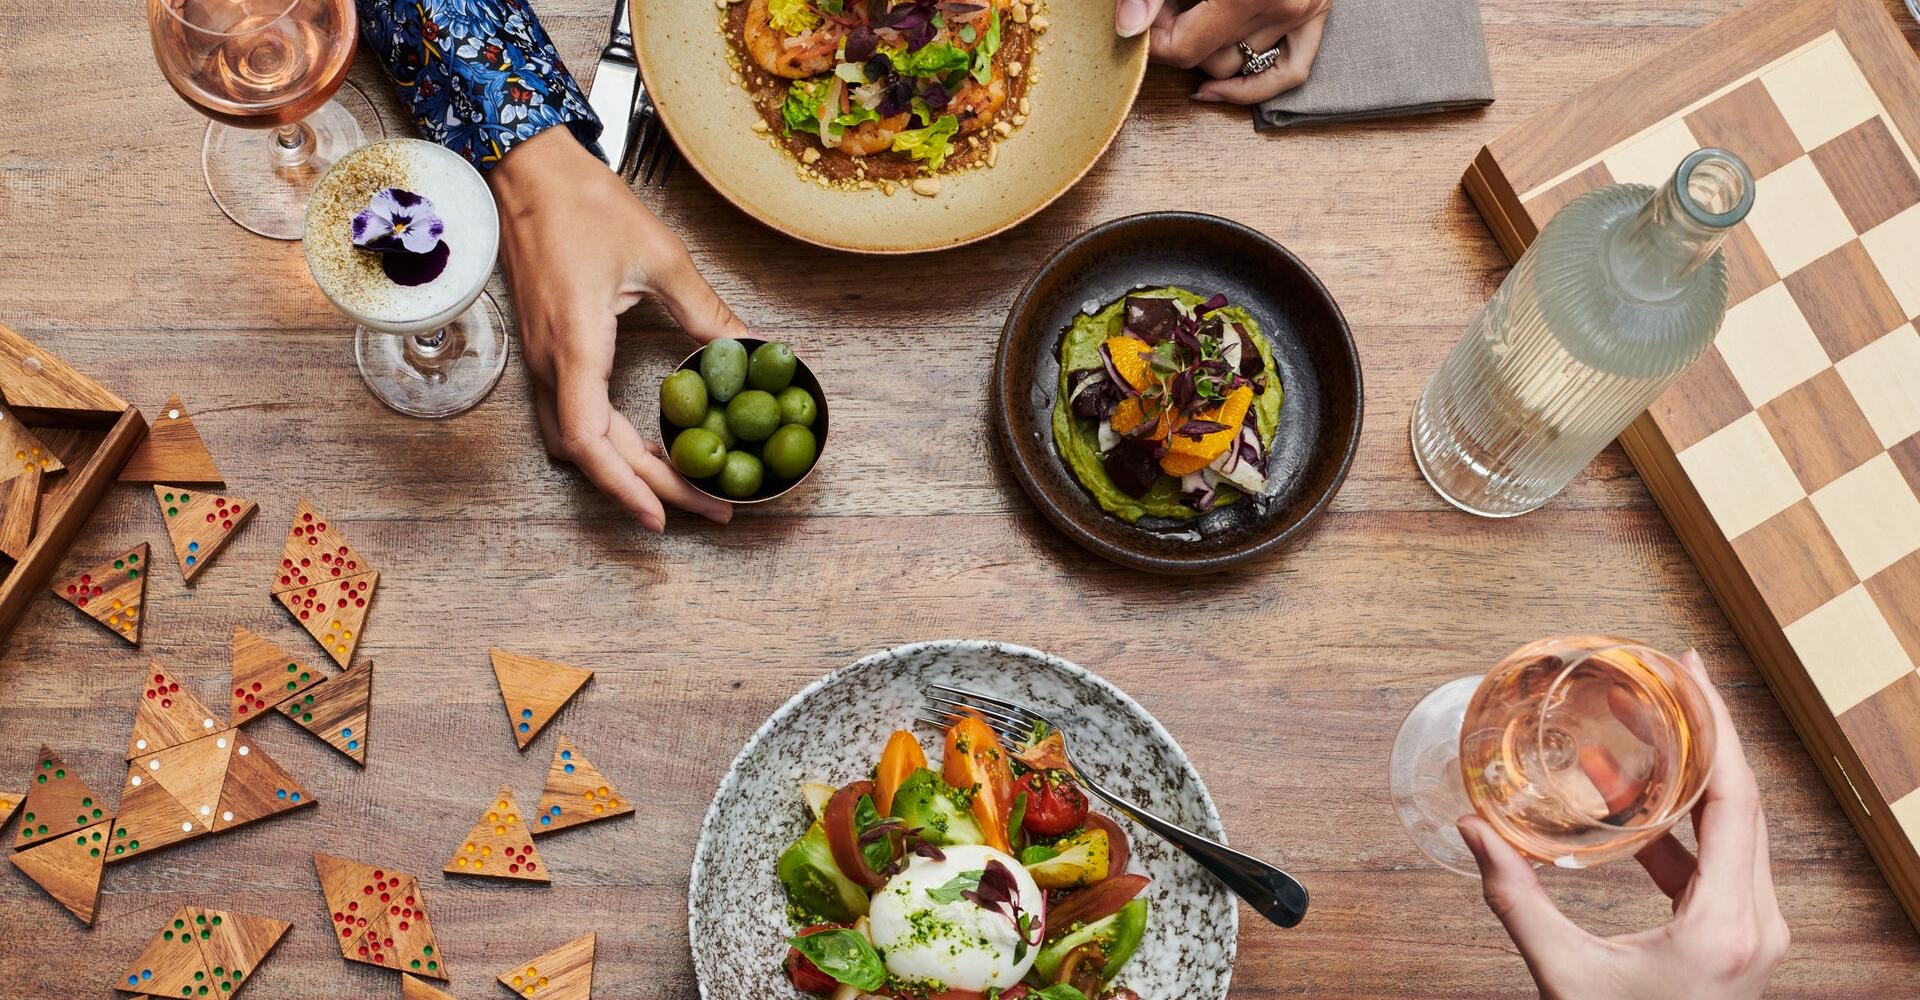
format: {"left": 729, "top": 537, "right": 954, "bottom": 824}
{"left": 923, "top": 684, "right": 1310, "bottom": 929}
{"left": 624, "top": 88, "right": 677, "bottom": 186}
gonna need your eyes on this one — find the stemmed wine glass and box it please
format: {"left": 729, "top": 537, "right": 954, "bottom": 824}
{"left": 147, "top": 0, "right": 386, "bottom": 240}
{"left": 1390, "top": 635, "right": 1717, "bottom": 875}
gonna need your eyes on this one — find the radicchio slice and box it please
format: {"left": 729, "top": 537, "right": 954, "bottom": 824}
{"left": 1233, "top": 321, "right": 1263, "bottom": 377}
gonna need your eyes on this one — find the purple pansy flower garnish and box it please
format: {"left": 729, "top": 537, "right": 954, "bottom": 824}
{"left": 351, "top": 187, "right": 450, "bottom": 286}
{"left": 352, "top": 188, "right": 446, "bottom": 255}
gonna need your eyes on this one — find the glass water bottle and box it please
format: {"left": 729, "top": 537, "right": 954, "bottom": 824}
{"left": 1413, "top": 148, "right": 1755, "bottom": 517}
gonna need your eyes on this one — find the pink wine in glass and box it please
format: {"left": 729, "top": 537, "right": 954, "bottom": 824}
{"left": 1391, "top": 636, "right": 1717, "bottom": 875}
{"left": 148, "top": 0, "right": 385, "bottom": 238}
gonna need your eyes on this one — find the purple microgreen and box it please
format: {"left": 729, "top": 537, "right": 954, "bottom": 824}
{"left": 876, "top": 75, "right": 915, "bottom": 116}
{"left": 1234, "top": 322, "right": 1264, "bottom": 377}
{"left": 1147, "top": 341, "right": 1183, "bottom": 375}
{"left": 1169, "top": 369, "right": 1198, "bottom": 413}
{"left": 352, "top": 188, "right": 444, "bottom": 255}
{"left": 920, "top": 79, "right": 951, "bottom": 110}
{"left": 1174, "top": 419, "right": 1229, "bottom": 440}
{"left": 960, "top": 861, "right": 1046, "bottom": 948}
{"left": 910, "top": 839, "right": 947, "bottom": 862}
{"left": 846, "top": 26, "right": 879, "bottom": 61}
{"left": 1198, "top": 293, "right": 1229, "bottom": 314}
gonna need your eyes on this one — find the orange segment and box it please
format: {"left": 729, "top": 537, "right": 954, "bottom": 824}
{"left": 1160, "top": 385, "right": 1253, "bottom": 475}
{"left": 1109, "top": 398, "right": 1145, "bottom": 435}
{"left": 1102, "top": 337, "right": 1155, "bottom": 392}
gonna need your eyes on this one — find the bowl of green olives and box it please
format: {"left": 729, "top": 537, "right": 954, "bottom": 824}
{"left": 658, "top": 338, "right": 828, "bottom": 504}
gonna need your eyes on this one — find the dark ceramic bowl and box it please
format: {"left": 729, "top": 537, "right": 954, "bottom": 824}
{"left": 659, "top": 339, "right": 829, "bottom": 504}
{"left": 992, "top": 212, "right": 1362, "bottom": 574}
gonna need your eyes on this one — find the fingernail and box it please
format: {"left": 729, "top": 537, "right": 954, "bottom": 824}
{"left": 1191, "top": 91, "right": 1223, "bottom": 103}
{"left": 1116, "top": 0, "right": 1149, "bottom": 36}
{"left": 1456, "top": 817, "right": 1488, "bottom": 862}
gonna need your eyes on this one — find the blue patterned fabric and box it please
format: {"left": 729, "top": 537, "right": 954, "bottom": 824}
{"left": 358, "top": 0, "right": 603, "bottom": 170}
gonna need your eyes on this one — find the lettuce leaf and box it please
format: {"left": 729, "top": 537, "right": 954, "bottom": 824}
{"left": 971, "top": 9, "right": 1001, "bottom": 84}
{"left": 767, "top": 0, "right": 822, "bottom": 36}
{"left": 889, "top": 113, "right": 959, "bottom": 170}
{"left": 782, "top": 79, "right": 827, "bottom": 135}
{"left": 885, "top": 41, "right": 971, "bottom": 79}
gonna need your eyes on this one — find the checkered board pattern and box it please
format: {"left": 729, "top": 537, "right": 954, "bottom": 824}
{"left": 1463, "top": 0, "right": 1920, "bottom": 926}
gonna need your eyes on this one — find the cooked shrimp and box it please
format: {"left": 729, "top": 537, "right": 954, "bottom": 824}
{"left": 947, "top": 75, "right": 1008, "bottom": 133}
{"left": 837, "top": 112, "right": 913, "bottom": 155}
{"left": 745, "top": 0, "right": 842, "bottom": 79}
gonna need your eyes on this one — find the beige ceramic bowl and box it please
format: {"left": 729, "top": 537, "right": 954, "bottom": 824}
{"left": 631, "top": 0, "right": 1147, "bottom": 254}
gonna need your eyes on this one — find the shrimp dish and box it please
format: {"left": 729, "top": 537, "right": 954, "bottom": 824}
{"left": 725, "top": 0, "right": 1043, "bottom": 192}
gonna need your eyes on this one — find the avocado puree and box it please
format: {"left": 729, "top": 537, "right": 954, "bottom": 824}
{"left": 1051, "top": 287, "right": 1282, "bottom": 523}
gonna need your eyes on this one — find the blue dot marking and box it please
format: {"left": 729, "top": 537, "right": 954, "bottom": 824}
{"left": 522, "top": 708, "right": 533, "bottom": 719}
{"left": 539, "top": 814, "right": 551, "bottom": 826}
{"left": 341, "top": 728, "right": 352, "bottom": 738}
{"left": 290, "top": 792, "right": 301, "bottom": 803}
{"left": 347, "top": 740, "right": 359, "bottom": 751}
{"left": 518, "top": 723, "right": 530, "bottom": 733}
{"left": 549, "top": 806, "right": 561, "bottom": 816}
{"left": 185, "top": 555, "right": 197, "bottom": 566}
{"left": 275, "top": 789, "right": 287, "bottom": 800}
{"left": 563, "top": 763, "right": 575, "bottom": 774}
{"left": 187, "top": 541, "right": 199, "bottom": 553}
{"left": 560, "top": 750, "right": 572, "bottom": 761}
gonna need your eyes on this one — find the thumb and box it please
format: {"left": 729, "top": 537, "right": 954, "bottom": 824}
{"left": 1458, "top": 816, "right": 1589, "bottom": 962}
{"left": 649, "top": 252, "right": 751, "bottom": 345}
{"left": 1114, "top": 0, "right": 1164, "bottom": 38}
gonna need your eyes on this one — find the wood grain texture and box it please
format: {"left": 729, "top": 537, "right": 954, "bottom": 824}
{"left": 0, "top": 462, "right": 43, "bottom": 561}
{"left": 498, "top": 932, "right": 593, "bottom": 1000}
{"left": 2, "top": 0, "right": 1919, "bottom": 996}
{"left": 117, "top": 396, "right": 223, "bottom": 487}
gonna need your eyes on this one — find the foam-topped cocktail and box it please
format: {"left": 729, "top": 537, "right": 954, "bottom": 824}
{"left": 305, "top": 138, "right": 506, "bottom": 418}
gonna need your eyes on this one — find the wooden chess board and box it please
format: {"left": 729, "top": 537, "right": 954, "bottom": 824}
{"left": 1464, "top": 0, "right": 1920, "bottom": 927}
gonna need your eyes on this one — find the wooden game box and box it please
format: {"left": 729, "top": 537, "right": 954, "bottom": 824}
{"left": 1462, "top": 0, "right": 1920, "bottom": 928}
{"left": 0, "top": 322, "right": 145, "bottom": 642}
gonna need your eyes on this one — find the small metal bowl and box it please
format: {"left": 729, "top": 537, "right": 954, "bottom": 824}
{"left": 658, "top": 339, "right": 829, "bottom": 505}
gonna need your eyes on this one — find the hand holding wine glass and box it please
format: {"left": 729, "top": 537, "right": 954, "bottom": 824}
{"left": 1459, "top": 651, "right": 1789, "bottom": 1000}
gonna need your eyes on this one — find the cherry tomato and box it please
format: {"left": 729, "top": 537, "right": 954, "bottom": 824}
{"left": 784, "top": 924, "right": 841, "bottom": 994}
{"left": 1016, "top": 769, "right": 1089, "bottom": 837}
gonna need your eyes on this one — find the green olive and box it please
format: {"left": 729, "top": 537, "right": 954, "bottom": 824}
{"left": 748, "top": 342, "right": 798, "bottom": 392}
{"left": 717, "top": 450, "right": 765, "bottom": 499}
{"left": 699, "top": 408, "right": 736, "bottom": 449}
{"left": 660, "top": 369, "right": 709, "bottom": 429}
{"left": 700, "top": 339, "right": 749, "bottom": 403}
{"left": 669, "top": 427, "right": 727, "bottom": 479}
{"left": 726, "top": 389, "right": 782, "bottom": 443}
{"left": 776, "top": 386, "right": 818, "bottom": 428}
{"left": 764, "top": 424, "right": 818, "bottom": 479}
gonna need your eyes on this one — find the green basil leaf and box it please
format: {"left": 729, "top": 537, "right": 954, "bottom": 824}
{"left": 787, "top": 929, "right": 887, "bottom": 991}
{"left": 924, "top": 868, "right": 985, "bottom": 903}
{"left": 1033, "top": 986, "right": 1090, "bottom": 1000}
{"left": 1019, "top": 844, "right": 1061, "bottom": 865}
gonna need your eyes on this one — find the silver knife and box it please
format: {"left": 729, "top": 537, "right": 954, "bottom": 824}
{"left": 584, "top": 0, "right": 640, "bottom": 171}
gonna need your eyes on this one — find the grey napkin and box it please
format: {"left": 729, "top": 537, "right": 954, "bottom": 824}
{"left": 1255, "top": 0, "right": 1494, "bottom": 130}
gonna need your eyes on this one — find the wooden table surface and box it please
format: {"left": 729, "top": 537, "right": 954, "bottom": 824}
{"left": 4, "top": 0, "right": 1919, "bottom": 996}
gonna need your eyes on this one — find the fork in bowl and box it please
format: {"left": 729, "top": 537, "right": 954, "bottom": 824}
{"left": 922, "top": 683, "right": 1310, "bottom": 929}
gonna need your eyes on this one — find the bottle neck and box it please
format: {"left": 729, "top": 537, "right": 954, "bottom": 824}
{"left": 1605, "top": 149, "right": 1753, "bottom": 302}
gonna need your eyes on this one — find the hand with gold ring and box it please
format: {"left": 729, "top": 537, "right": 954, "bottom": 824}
{"left": 1115, "top": 0, "right": 1330, "bottom": 105}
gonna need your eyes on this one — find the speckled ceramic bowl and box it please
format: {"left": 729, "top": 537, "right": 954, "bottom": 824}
{"left": 689, "top": 640, "right": 1237, "bottom": 998}
{"left": 631, "top": 0, "right": 1146, "bottom": 253}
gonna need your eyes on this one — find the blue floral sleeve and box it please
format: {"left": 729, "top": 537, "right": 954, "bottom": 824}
{"left": 358, "top": 0, "right": 603, "bottom": 170}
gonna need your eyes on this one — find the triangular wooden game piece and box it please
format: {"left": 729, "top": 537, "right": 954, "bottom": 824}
{"left": 130, "top": 730, "right": 235, "bottom": 832}
{"left": 154, "top": 486, "right": 255, "bottom": 583}
{"left": 271, "top": 498, "right": 372, "bottom": 596}
{"left": 533, "top": 739, "right": 634, "bottom": 836}
{"left": 0, "top": 788, "right": 20, "bottom": 836}
{"left": 497, "top": 933, "right": 594, "bottom": 1000}
{"left": 443, "top": 786, "right": 549, "bottom": 882}
{"left": 191, "top": 906, "right": 291, "bottom": 996}
{"left": 230, "top": 626, "right": 328, "bottom": 724}
{"left": 312, "top": 854, "right": 448, "bottom": 979}
{"left": 118, "top": 906, "right": 217, "bottom": 996}
{"left": 10, "top": 818, "right": 111, "bottom": 925}
{"left": 0, "top": 401, "right": 65, "bottom": 485}
{"left": 491, "top": 650, "right": 594, "bottom": 750}
{"left": 275, "top": 570, "right": 377, "bottom": 668}
{"left": 51, "top": 543, "right": 148, "bottom": 645}
{"left": 118, "top": 395, "right": 222, "bottom": 486}
{"left": 126, "top": 663, "right": 226, "bottom": 759}
{"left": 15, "top": 747, "right": 111, "bottom": 848}
{"left": 0, "top": 461, "right": 41, "bottom": 560}
{"left": 279, "top": 659, "right": 372, "bottom": 765}
{"left": 108, "top": 776, "right": 203, "bottom": 862}
{"left": 403, "top": 974, "right": 460, "bottom": 1000}
{"left": 212, "top": 728, "right": 314, "bottom": 831}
